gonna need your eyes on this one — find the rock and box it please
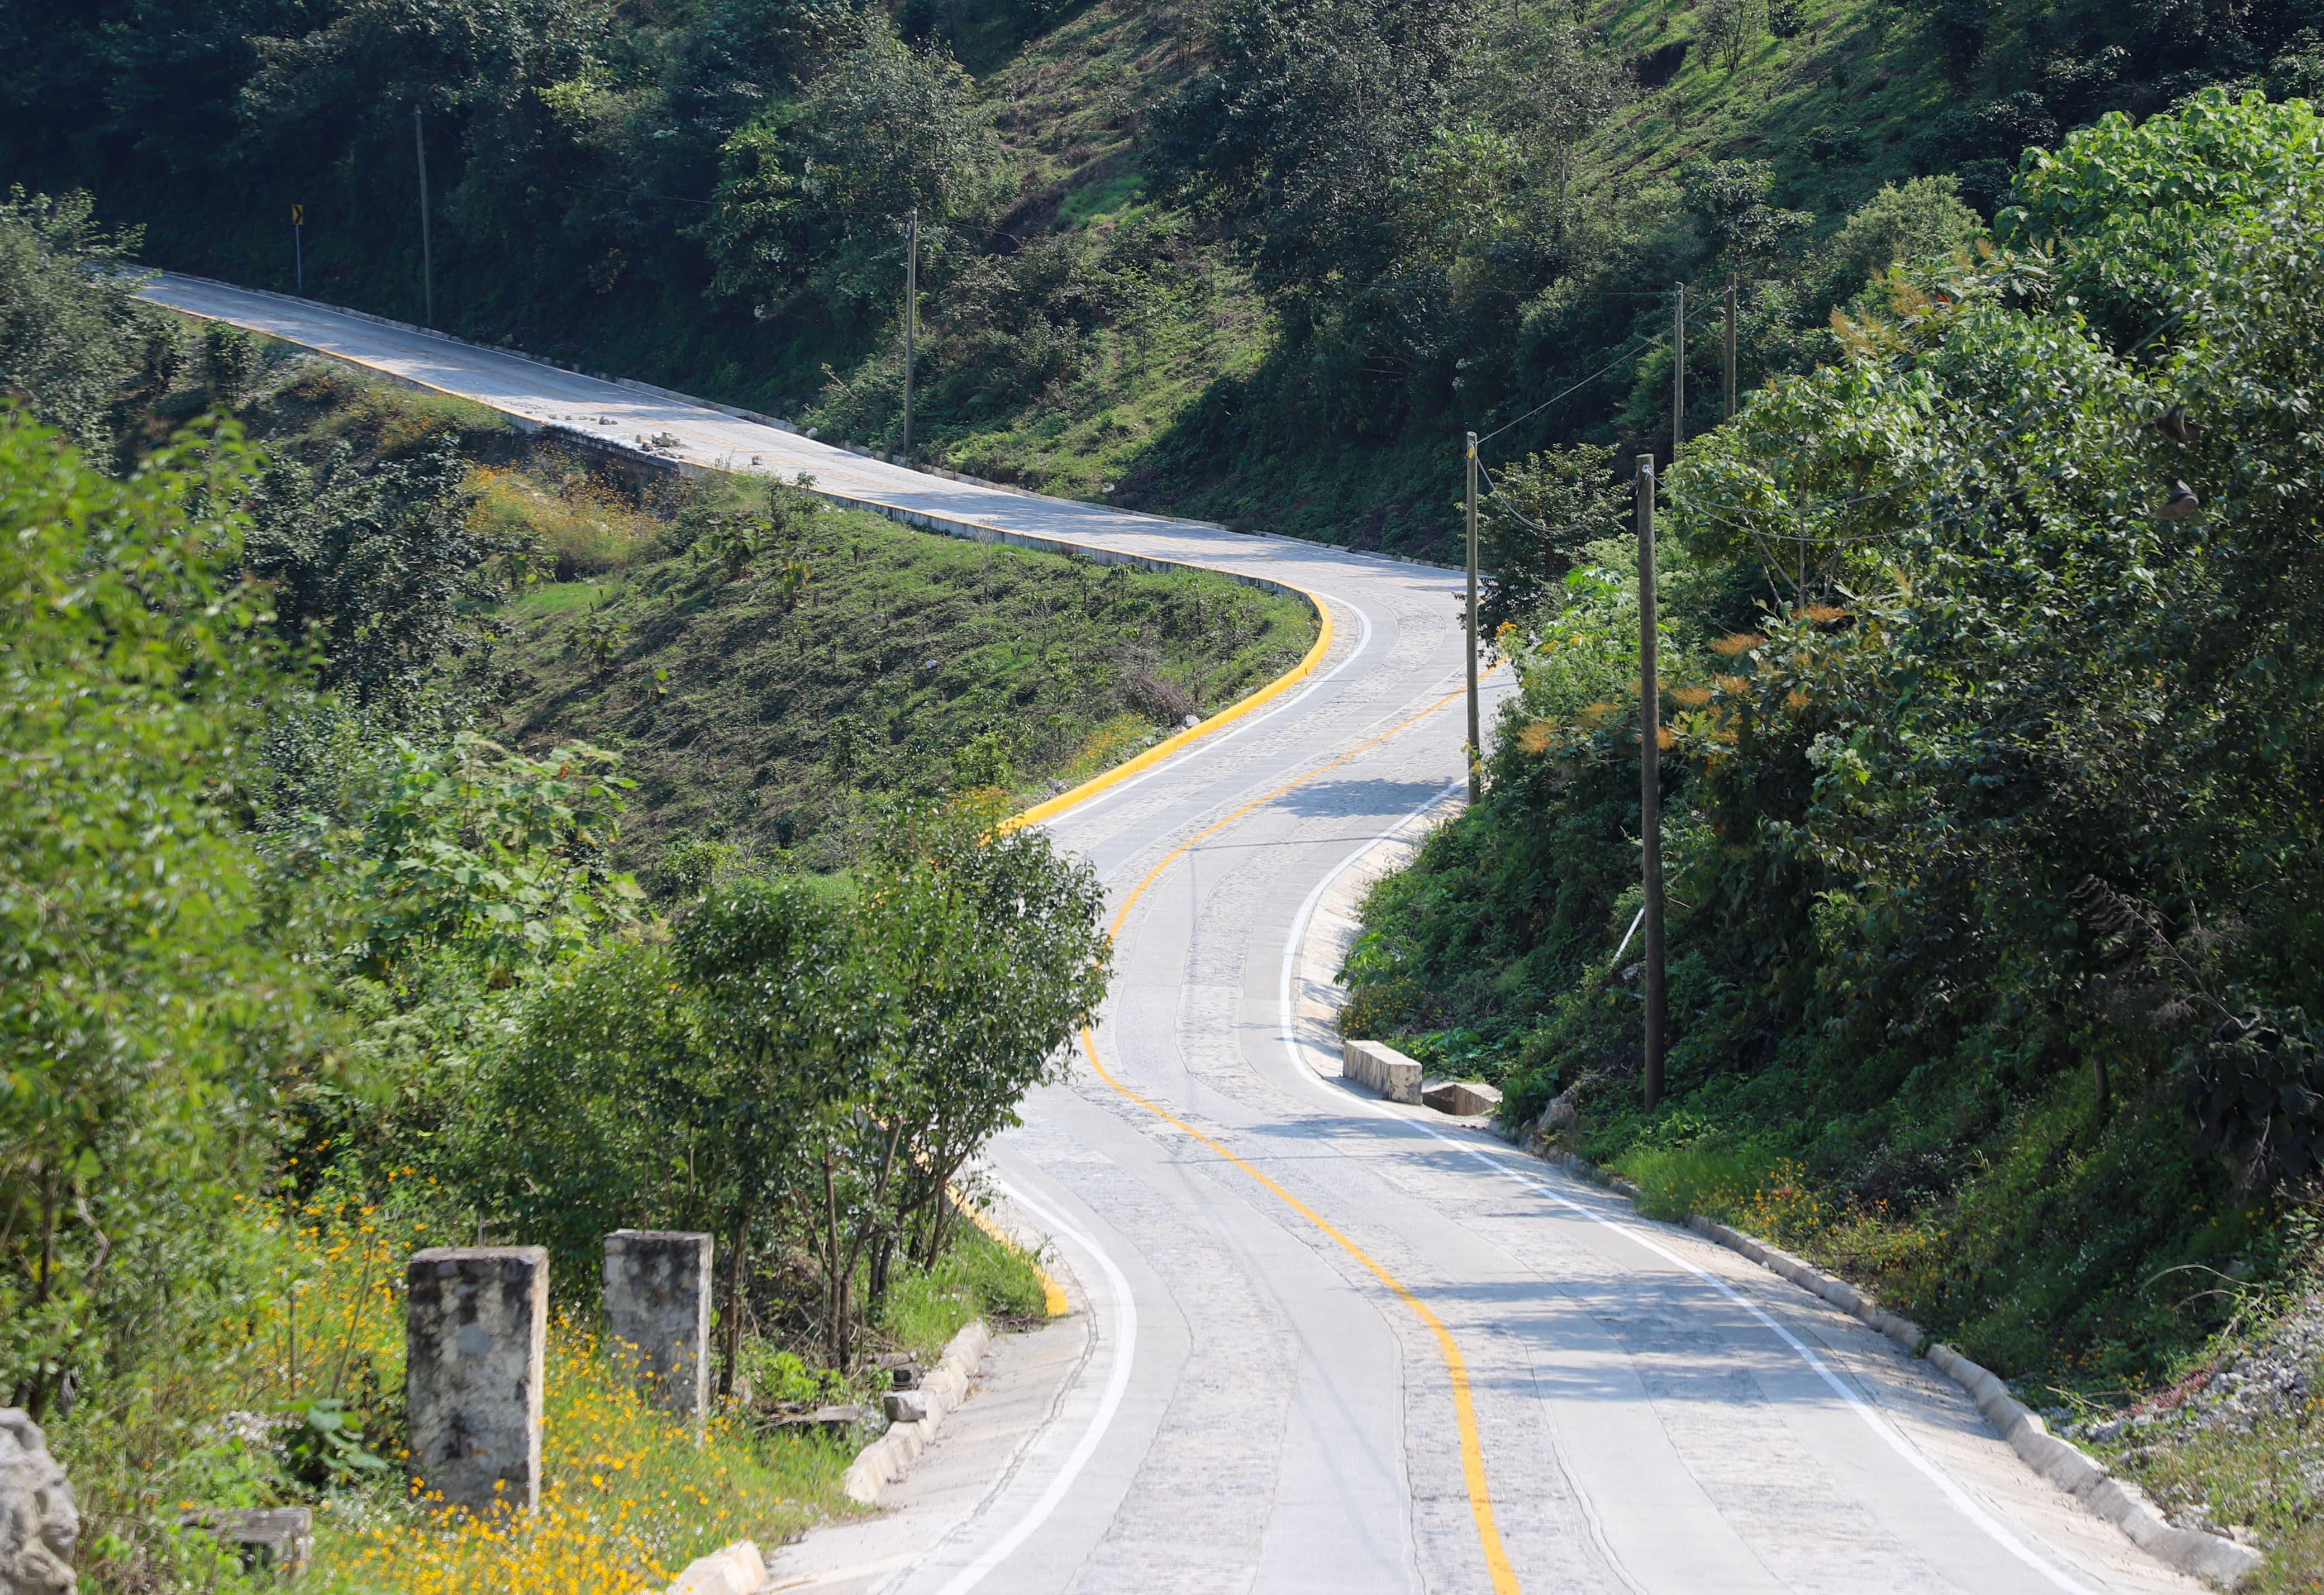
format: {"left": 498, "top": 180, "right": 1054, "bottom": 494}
{"left": 0, "top": 1409, "right": 77, "bottom": 1594}
{"left": 177, "top": 1508, "right": 309, "bottom": 1579}
{"left": 1422, "top": 1080, "right": 1503, "bottom": 1117}
{"left": 882, "top": 1390, "right": 928, "bottom": 1425}
{"left": 771, "top": 1404, "right": 877, "bottom": 1439}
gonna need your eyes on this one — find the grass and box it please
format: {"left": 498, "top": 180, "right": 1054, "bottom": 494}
{"left": 309, "top": 1323, "right": 851, "bottom": 1595}
{"left": 178, "top": 356, "right": 1315, "bottom": 872}
{"left": 488, "top": 471, "right": 1316, "bottom": 869}
{"left": 470, "top": 461, "right": 658, "bottom": 581}
{"left": 878, "top": 1225, "right": 1053, "bottom": 1363}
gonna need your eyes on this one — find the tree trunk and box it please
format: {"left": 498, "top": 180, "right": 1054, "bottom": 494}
{"left": 717, "top": 1204, "right": 750, "bottom": 1399}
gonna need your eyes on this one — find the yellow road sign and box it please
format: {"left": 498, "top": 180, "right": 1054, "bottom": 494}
{"left": 290, "top": 203, "right": 304, "bottom": 226}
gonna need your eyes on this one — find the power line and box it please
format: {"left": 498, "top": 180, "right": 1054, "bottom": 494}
{"left": 556, "top": 178, "right": 720, "bottom": 207}
{"left": 1472, "top": 287, "right": 1732, "bottom": 452}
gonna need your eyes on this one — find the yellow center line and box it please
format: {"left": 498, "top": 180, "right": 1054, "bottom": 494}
{"left": 1078, "top": 682, "right": 1522, "bottom": 1595}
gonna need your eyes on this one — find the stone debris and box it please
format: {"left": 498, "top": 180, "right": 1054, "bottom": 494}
{"left": 770, "top": 1404, "right": 878, "bottom": 1439}
{"left": 2060, "top": 1287, "right": 2323, "bottom": 1540}
{"left": 0, "top": 1408, "right": 77, "bottom": 1595}
{"left": 2066, "top": 1290, "right": 2322, "bottom": 1446}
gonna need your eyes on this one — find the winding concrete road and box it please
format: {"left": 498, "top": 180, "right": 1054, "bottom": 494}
{"left": 146, "top": 274, "right": 2199, "bottom": 1595}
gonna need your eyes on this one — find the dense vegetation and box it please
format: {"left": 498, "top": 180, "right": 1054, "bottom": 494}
{"left": 1342, "top": 92, "right": 2323, "bottom": 1545}
{"left": 0, "top": 195, "right": 1146, "bottom": 1592}
{"left": 11, "top": 0, "right": 2320, "bottom": 549}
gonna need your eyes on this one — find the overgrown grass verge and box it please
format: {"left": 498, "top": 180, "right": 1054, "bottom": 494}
{"left": 877, "top": 1225, "right": 1052, "bottom": 1363}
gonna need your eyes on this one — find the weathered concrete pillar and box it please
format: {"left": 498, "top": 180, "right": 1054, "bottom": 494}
{"left": 603, "top": 1231, "right": 712, "bottom": 1419}
{"left": 406, "top": 1247, "right": 547, "bottom": 1513}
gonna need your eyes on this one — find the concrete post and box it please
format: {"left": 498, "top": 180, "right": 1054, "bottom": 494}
{"left": 603, "top": 1231, "right": 712, "bottom": 1419}
{"left": 405, "top": 1247, "right": 547, "bottom": 1513}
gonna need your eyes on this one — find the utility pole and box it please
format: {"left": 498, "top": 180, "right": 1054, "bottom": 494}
{"left": 901, "top": 206, "right": 918, "bottom": 458}
{"left": 291, "top": 203, "right": 304, "bottom": 295}
{"left": 1464, "top": 430, "right": 1481, "bottom": 804}
{"left": 1673, "top": 281, "right": 1685, "bottom": 456}
{"left": 413, "top": 107, "right": 434, "bottom": 328}
{"left": 1636, "top": 455, "right": 1665, "bottom": 1111}
{"left": 1723, "top": 271, "right": 1737, "bottom": 422}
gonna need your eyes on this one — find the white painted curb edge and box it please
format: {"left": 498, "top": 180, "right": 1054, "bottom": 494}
{"left": 841, "top": 1317, "right": 993, "bottom": 1506}
{"left": 1536, "top": 1151, "right": 2261, "bottom": 1588}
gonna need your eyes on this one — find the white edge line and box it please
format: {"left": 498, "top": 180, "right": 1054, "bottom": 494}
{"left": 1275, "top": 829, "right": 2106, "bottom": 1595}
{"left": 925, "top": 1176, "right": 1138, "bottom": 1595}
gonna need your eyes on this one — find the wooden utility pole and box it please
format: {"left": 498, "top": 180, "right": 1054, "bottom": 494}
{"left": 1464, "top": 430, "right": 1481, "bottom": 803}
{"left": 1673, "top": 281, "right": 1685, "bottom": 455}
{"left": 1723, "top": 271, "right": 1737, "bottom": 421}
{"left": 413, "top": 108, "right": 434, "bottom": 327}
{"left": 902, "top": 206, "right": 918, "bottom": 458}
{"left": 1637, "top": 454, "right": 1665, "bottom": 1111}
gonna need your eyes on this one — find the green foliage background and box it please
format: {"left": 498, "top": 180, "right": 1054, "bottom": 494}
{"left": 11, "top": 0, "right": 2320, "bottom": 547}
{"left": 1341, "top": 93, "right": 2324, "bottom": 1403}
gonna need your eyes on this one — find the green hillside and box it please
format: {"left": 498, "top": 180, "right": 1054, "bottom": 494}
{"left": 181, "top": 342, "right": 1313, "bottom": 869}
{"left": 11, "top": 0, "right": 2316, "bottom": 555}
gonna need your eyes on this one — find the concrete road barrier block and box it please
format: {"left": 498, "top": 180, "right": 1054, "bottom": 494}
{"left": 1343, "top": 1039, "right": 1422, "bottom": 1104}
{"left": 1421, "top": 1079, "right": 1503, "bottom": 1117}
{"left": 603, "top": 1231, "right": 712, "bottom": 1418}
{"left": 406, "top": 1247, "right": 548, "bottom": 1513}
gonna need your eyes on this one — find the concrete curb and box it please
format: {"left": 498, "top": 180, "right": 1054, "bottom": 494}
{"left": 1536, "top": 1151, "right": 2261, "bottom": 1587}
{"left": 660, "top": 1539, "right": 768, "bottom": 1595}
{"left": 840, "top": 1317, "right": 992, "bottom": 1506}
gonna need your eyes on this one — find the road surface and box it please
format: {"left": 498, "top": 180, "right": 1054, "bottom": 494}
{"left": 145, "top": 274, "right": 2197, "bottom": 1595}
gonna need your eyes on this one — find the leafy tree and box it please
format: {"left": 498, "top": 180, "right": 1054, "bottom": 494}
{"left": 0, "top": 189, "right": 156, "bottom": 450}
{"left": 244, "top": 434, "right": 521, "bottom": 708}
{"left": 202, "top": 322, "right": 264, "bottom": 407}
{"left": 835, "top": 801, "right": 1108, "bottom": 1308}
{"left": 1815, "top": 176, "right": 1984, "bottom": 300}
{"left": 703, "top": 16, "right": 1007, "bottom": 320}
{"left": 674, "top": 872, "right": 886, "bottom": 1374}
{"left": 351, "top": 731, "right": 641, "bottom": 985}
{"left": 1699, "top": 0, "right": 1760, "bottom": 74}
{"left": 1348, "top": 89, "right": 2324, "bottom": 1375}
{"left": 0, "top": 410, "right": 302, "bottom": 1416}
{"left": 1476, "top": 441, "right": 1630, "bottom": 635}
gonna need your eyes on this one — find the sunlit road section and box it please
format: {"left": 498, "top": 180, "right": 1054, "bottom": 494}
{"left": 147, "top": 272, "right": 2199, "bottom": 1595}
